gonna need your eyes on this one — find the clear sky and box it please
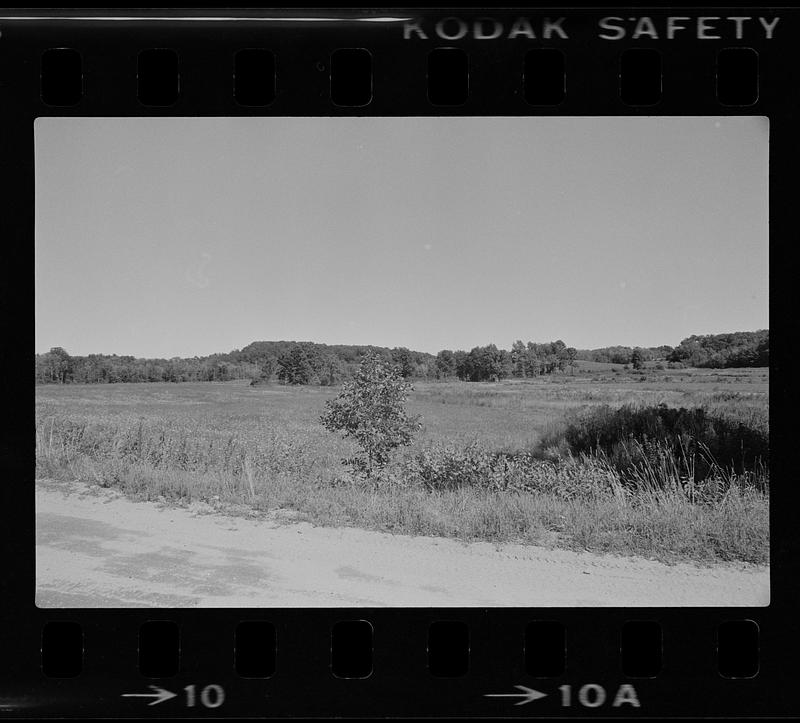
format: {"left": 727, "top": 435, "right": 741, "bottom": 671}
{"left": 35, "top": 116, "right": 768, "bottom": 358}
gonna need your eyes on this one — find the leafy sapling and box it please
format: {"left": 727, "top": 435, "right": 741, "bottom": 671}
{"left": 320, "top": 353, "right": 422, "bottom": 479}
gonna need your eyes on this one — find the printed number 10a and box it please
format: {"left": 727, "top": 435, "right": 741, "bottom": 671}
{"left": 559, "top": 684, "right": 640, "bottom": 708}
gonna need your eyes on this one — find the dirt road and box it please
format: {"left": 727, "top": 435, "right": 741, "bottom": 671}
{"left": 36, "top": 481, "right": 769, "bottom": 607}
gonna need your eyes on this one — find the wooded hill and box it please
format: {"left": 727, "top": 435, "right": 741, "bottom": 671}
{"left": 666, "top": 329, "right": 769, "bottom": 368}
{"left": 35, "top": 330, "right": 768, "bottom": 385}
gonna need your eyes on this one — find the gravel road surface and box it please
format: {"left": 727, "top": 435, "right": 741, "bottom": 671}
{"left": 36, "top": 481, "right": 769, "bottom": 607}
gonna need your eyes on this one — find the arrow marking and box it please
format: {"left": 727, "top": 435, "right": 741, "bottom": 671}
{"left": 121, "top": 685, "right": 177, "bottom": 706}
{"left": 484, "top": 685, "right": 548, "bottom": 706}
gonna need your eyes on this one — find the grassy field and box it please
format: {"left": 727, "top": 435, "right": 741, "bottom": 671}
{"left": 35, "top": 366, "right": 769, "bottom": 565}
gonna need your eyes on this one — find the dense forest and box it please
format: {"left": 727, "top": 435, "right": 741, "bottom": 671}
{"left": 34, "top": 330, "right": 768, "bottom": 386}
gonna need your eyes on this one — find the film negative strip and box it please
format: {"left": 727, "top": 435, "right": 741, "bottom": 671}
{"left": 2, "top": 4, "right": 796, "bottom": 718}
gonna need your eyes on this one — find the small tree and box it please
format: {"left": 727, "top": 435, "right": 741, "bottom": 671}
{"left": 48, "top": 346, "right": 73, "bottom": 384}
{"left": 435, "top": 349, "right": 456, "bottom": 379}
{"left": 565, "top": 347, "right": 578, "bottom": 375}
{"left": 260, "top": 356, "right": 277, "bottom": 381}
{"left": 277, "top": 345, "right": 314, "bottom": 384}
{"left": 391, "top": 347, "right": 415, "bottom": 378}
{"left": 320, "top": 353, "right": 422, "bottom": 479}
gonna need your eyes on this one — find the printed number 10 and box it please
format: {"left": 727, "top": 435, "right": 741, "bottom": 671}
{"left": 184, "top": 684, "right": 225, "bottom": 708}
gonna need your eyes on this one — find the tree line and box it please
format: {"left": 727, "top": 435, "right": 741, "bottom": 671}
{"left": 435, "top": 340, "right": 578, "bottom": 381}
{"left": 34, "top": 330, "right": 768, "bottom": 386}
{"left": 33, "top": 342, "right": 434, "bottom": 386}
{"left": 574, "top": 344, "right": 675, "bottom": 366}
{"left": 34, "top": 347, "right": 264, "bottom": 385}
{"left": 666, "top": 330, "right": 768, "bottom": 368}
{"left": 573, "top": 331, "right": 769, "bottom": 370}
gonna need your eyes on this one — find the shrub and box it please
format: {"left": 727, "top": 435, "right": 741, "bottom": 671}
{"left": 401, "top": 443, "right": 622, "bottom": 501}
{"left": 320, "top": 354, "right": 422, "bottom": 479}
{"left": 536, "top": 403, "right": 768, "bottom": 489}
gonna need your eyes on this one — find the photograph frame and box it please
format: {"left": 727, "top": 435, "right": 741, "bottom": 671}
{"left": 2, "top": 5, "right": 796, "bottom": 718}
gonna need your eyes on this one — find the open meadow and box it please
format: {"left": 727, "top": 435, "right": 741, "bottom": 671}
{"left": 35, "top": 365, "right": 769, "bottom": 567}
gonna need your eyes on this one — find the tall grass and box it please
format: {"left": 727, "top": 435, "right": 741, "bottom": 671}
{"left": 36, "top": 396, "right": 769, "bottom": 565}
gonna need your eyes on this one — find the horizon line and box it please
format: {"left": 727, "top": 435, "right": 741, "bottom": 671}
{"left": 35, "top": 328, "right": 769, "bottom": 360}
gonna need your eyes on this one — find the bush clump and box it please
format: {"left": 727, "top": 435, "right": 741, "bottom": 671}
{"left": 400, "top": 443, "right": 621, "bottom": 501}
{"left": 537, "top": 403, "right": 768, "bottom": 489}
